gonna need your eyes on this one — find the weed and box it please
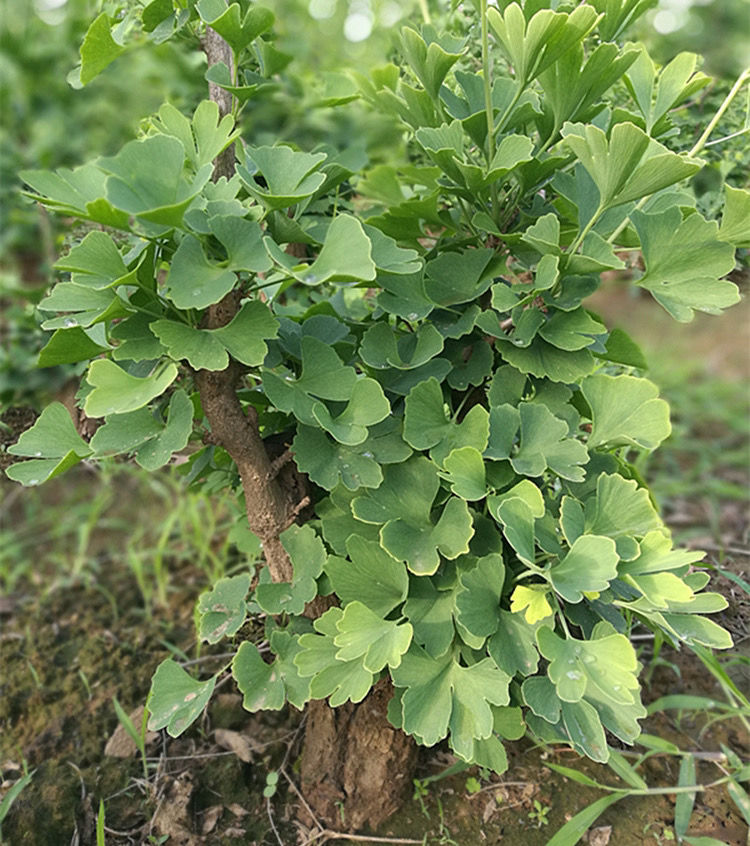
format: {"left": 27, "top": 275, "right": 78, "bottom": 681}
{"left": 527, "top": 798, "right": 550, "bottom": 828}
{"left": 0, "top": 760, "right": 34, "bottom": 840}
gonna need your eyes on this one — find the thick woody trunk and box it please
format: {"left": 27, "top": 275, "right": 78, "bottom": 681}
{"left": 199, "top": 28, "right": 417, "bottom": 832}
{"left": 300, "top": 680, "right": 418, "bottom": 831}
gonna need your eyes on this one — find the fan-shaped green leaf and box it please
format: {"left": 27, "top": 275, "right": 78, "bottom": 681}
{"left": 147, "top": 659, "right": 216, "bottom": 737}
{"left": 239, "top": 146, "right": 326, "bottom": 209}
{"left": 582, "top": 373, "right": 670, "bottom": 450}
{"left": 324, "top": 536, "right": 408, "bottom": 616}
{"left": 631, "top": 208, "right": 739, "bottom": 321}
{"left": 334, "top": 601, "right": 413, "bottom": 672}
{"left": 549, "top": 535, "right": 619, "bottom": 603}
{"left": 197, "top": 574, "right": 251, "bottom": 643}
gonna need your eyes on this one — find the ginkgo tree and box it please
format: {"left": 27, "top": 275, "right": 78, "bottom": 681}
{"left": 6, "top": 0, "right": 749, "bottom": 833}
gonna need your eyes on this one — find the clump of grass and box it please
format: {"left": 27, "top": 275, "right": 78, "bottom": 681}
{"left": 0, "top": 462, "right": 255, "bottom": 606}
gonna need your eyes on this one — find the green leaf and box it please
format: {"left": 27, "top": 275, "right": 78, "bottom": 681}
{"left": 38, "top": 281, "right": 131, "bottom": 330}
{"left": 147, "top": 659, "right": 216, "bottom": 737}
{"left": 38, "top": 327, "right": 110, "bottom": 368}
{"left": 403, "top": 377, "right": 489, "bottom": 461}
{"left": 111, "top": 314, "right": 166, "bottom": 362}
{"left": 294, "top": 608, "right": 375, "bottom": 706}
{"left": 512, "top": 401, "right": 589, "bottom": 482}
{"left": 487, "top": 134, "right": 536, "bottom": 183}
{"left": 91, "top": 389, "right": 192, "bottom": 471}
{"left": 377, "top": 269, "right": 434, "bottom": 321}
{"left": 255, "top": 524, "right": 326, "bottom": 615}
{"left": 292, "top": 427, "right": 384, "bottom": 491}
{"left": 401, "top": 27, "right": 463, "bottom": 100}
{"left": 197, "top": 573, "right": 251, "bottom": 643}
{"left": 539, "top": 308, "right": 606, "bottom": 351}
{"left": 54, "top": 231, "right": 133, "bottom": 289}
{"left": 561, "top": 121, "right": 702, "bottom": 210}
{"left": 153, "top": 300, "right": 277, "bottom": 371}
{"left": 360, "top": 322, "right": 444, "bottom": 370}
{"left": 479, "top": 315, "right": 597, "bottom": 382}
{"left": 510, "top": 585, "right": 554, "bottom": 625}
{"left": 325, "top": 536, "right": 408, "bottom": 616}
{"left": 99, "top": 135, "right": 210, "bottom": 228}
{"left": 403, "top": 576, "right": 457, "bottom": 658}
{"left": 6, "top": 402, "right": 93, "bottom": 486}
{"left": 443, "top": 446, "right": 486, "bottom": 500}
{"left": 582, "top": 373, "right": 670, "bottom": 450}
{"left": 624, "top": 47, "right": 709, "bottom": 135}
{"left": 539, "top": 42, "right": 639, "bottom": 139}
{"left": 454, "top": 554, "right": 505, "bottom": 638}
{"left": 446, "top": 338, "right": 494, "bottom": 391}
{"left": 196, "top": 0, "right": 274, "bottom": 54}
{"left": 312, "top": 378, "right": 390, "bottom": 446}
{"left": 424, "top": 249, "right": 496, "bottom": 307}
{"left": 488, "top": 4, "right": 599, "bottom": 87}
{"left": 351, "top": 457, "right": 474, "bottom": 575}
{"left": 631, "top": 208, "right": 740, "bottom": 321}
{"left": 212, "top": 300, "right": 279, "bottom": 367}
{"left": 152, "top": 320, "right": 229, "bottom": 371}
{"left": 268, "top": 629, "right": 312, "bottom": 710}
{"left": 549, "top": 535, "right": 619, "bottom": 603}
{"left": 544, "top": 794, "right": 623, "bottom": 846}
{"left": 537, "top": 627, "right": 640, "bottom": 705}
{"left": 391, "top": 646, "right": 510, "bottom": 747}
{"left": 142, "top": 0, "right": 174, "bottom": 32}
{"left": 365, "top": 225, "right": 422, "bottom": 275}
{"left": 209, "top": 215, "right": 272, "bottom": 273}
{"left": 78, "top": 13, "right": 125, "bottom": 86}
{"left": 488, "top": 479, "right": 545, "bottom": 565}
{"left": 334, "top": 601, "right": 413, "bottom": 672}
{"left": 522, "top": 674, "right": 560, "bottom": 723}
{"left": 594, "top": 327, "right": 648, "bottom": 369}
{"left": 561, "top": 699, "right": 608, "bottom": 762}
{"left": 239, "top": 146, "right": 326, "bottom": 210}
{"left": 164, "top": 235, "right": 236, "bottom": 310}
{"left": 489, "top": 611, "right": 540, "bottom": 676}
{"left": 84, "top": 360, "right": 178, "bottom": 417}
{"left": 584, "top": 473, "right": 663, "bottom": 552}
{"left": 153, "top": 101, "right": 240, "bottom": 171}
{"left": 718, "top": 185, "right": 750, "bottom": 247}
{"left": 21, "top": 164, "right": 129, "bottom": 228}
{"left": 232, "top": 641, "right": 285, "bottom": 711}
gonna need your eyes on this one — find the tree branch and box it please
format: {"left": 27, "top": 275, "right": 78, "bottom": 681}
{"left": 196, "top": 29, "right": 295, "bottom": 584}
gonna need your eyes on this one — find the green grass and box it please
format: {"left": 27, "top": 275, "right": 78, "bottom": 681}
{"left": 0, "top": 461, "right": 255, "bottom": 605}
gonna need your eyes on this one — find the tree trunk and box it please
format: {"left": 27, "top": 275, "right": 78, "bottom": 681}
{"left": 200, "top": 27, "right": 418, "bottom": 833}
{"left": 300, "top": 680, "right": 418, "bottom": 832}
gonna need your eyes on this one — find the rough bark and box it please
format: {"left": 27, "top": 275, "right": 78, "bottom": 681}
{"left": 198, "top": 27, "right": 418, "bottom": 832}
{"left": 202, "top": 27, "right": 235, "bottom": 181}
{"left": 300, "top": 680, "right": 418, "bottom": 832}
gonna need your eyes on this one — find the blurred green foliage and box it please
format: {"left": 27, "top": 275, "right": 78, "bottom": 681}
{"left": 0, "top": 0, "right": 204, "bottom": 262}
{"left": 636, "top": 0, "right": 750, "bottom": 79}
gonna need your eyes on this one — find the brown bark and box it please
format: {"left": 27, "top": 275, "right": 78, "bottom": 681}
{"left": 300, "top": 679, "right": 418, "bottom": 832}
{"left": 202, "top": 27, "right": 235, "bottom": 181}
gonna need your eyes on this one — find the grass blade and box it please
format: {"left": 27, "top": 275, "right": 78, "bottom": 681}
{"left": 674, "top": 754, "right": 696, "bottom": 841}
{"left": 727, "top": 778, "right": 750, "bottom": 827}
{"left": 545, "top": 793, "right": 624, "bottom": 846}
